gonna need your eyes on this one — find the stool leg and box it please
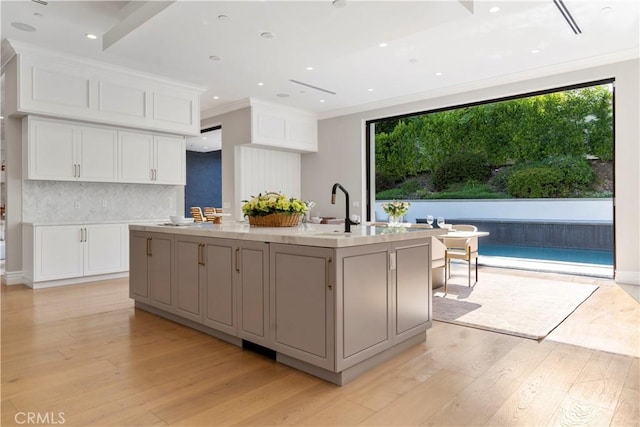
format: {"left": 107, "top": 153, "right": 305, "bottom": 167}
{"left": 475, "top": 257, "right": 478, "bottom": 284}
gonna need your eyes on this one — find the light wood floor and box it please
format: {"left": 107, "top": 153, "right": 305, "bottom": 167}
{"left": 2, "top": 268, "right": 638, "bottom": 427}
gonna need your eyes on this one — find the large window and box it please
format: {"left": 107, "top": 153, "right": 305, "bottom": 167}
{"left": 366, "top": 80, "right": 614, "bottom": 271}
{"left": 371, "top": 81, "right": 613, "bottom": 201}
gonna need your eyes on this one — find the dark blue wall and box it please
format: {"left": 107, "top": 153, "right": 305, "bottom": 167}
{"left": 185, "top": 150, "right": 222, "bottom": 217}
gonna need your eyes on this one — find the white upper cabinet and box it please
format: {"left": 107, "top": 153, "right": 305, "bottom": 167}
{"left": 154, "top": 135, "right": 186, "bottom": 185}
{"left": 250, "top": 100, "right": 318, "bottom": 153}
{"left": 119, "top": 131, "right": 185, "bottom": 185}
{"left": 25, "top": 116, "right": 118, "bottom": 182}
{"left": 118, "top": 131, "right": 155, "bottom": 183}
{"left": 5, "top": 42, "right": 203, "bottom": 135}
{"left": 25, "top": 116, "right": 184, "bottom": 185}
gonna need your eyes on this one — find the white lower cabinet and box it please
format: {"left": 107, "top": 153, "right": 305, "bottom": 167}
{"left": 26, "top": 223, "right": 128, "bottom": 284}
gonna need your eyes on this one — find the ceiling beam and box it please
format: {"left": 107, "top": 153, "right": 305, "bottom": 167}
{"left": 103, "top": 1, "right": 176, "bottom": 51}
{"left": 458, "top": 0, "right": 474, "bottom": 14}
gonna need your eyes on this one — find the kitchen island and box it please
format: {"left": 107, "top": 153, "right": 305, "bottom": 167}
{"left": 129, "top": 222, "right": 440, "bottom": 385}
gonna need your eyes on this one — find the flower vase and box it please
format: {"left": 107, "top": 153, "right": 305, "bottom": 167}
{"left": 388, "top": 215, "right": 402, "bottom": 227}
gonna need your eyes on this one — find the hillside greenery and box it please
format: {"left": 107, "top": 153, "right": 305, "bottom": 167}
{"left": 375, "top": 85, "right": 613, "bottom": 199}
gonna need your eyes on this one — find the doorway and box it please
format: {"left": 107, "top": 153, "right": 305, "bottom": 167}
{"left": 185, "top": 126, "right": 222, "bottom": 217}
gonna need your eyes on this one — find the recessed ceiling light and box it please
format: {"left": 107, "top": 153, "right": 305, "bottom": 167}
{"left": 218, "top": 14, "right": 229, "bottom": 20}
{"left": 212, "top": 96, "right": 220, "bottom": 100}
{"left": 531, "top": 49, "right": 541, "bottom": 54}
{"left": 276, "top": 93, "right": 289, "bottom": 98}
{"left": 368, "top": 88, "right": 374, "bottom": 92}
{"left": 379, "top": 42, "right": 388, "bottom": 48}
{"left": 209, "top": 55, "right": 221, "bottom": 61}
{"left": 33, "top": 12, "right": 44, "bottom": 17}
{"left": 202, "top": 137, "right": 208, "bottom": 140}
{"left": 257, "top": 82, "right": 264, "bottom": 86}
{"left": 203, "top": 146, "right": 209, "bottom": 149}
{"left": 85, "top": 33, "right": 97, "bottom": 40}
{"left": 435, "top": 72, "right": 443, "bottom": 76}
{"left": 306, "top": 66, "right": 314, "bottom": 71}
{"left": 11, "top": 22, "right": 36, "bottom": 32}
{"left": 319, "top": 99, "right": 325, "bottom": 103}
{"left": 600, "top": 6, "right": 612, "bottom": 14}
{"left": 332, "top": 0, "right": 347, "bottom": 8}
{"left": 409, "top": 58, "right": 418, "bottom": 64}
{"left": 489, "top": 6, "right": 500, "bottom": 13}
{"left": 0, "top": 116, "right": 4, "bottom": 119}
{"left": 261, "top": 32, "right": 275, "bottom": 39}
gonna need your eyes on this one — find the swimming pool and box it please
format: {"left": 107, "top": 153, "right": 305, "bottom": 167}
{"left": 479, "top": 243, "right": 613, "bottom": 265}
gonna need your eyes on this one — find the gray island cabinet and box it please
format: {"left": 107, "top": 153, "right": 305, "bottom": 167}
{"left": 129, "top": 223, "right": 438, "bottom": 385}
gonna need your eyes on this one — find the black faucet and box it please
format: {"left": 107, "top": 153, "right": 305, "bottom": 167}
{"left": 331, "top": 183, "right": 352, "bottom": 233}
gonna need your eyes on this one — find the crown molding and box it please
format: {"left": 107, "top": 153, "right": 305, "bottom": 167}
{"left": 1, "top": 39, "right": 18, "bottom": 69}
{"left": 201, "top": 97, "right": 317, "bottom": 120}
{"left": 201, "top": 98, "right": 252, "bottom": 119}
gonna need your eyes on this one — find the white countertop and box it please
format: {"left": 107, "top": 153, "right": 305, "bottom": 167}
{"left": 24, "top": 219, "right": 165, "bottom": 227}
{"left": 129, "top": 222, "right": 442, "bottom": 248}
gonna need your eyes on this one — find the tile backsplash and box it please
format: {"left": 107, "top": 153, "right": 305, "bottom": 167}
{"left": 23, "top": 181, "right": 179, "bottom": 223}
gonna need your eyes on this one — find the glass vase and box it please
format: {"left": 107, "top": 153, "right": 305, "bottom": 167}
{"left": 388, "top": 215, "right": 402, "bottom": 227}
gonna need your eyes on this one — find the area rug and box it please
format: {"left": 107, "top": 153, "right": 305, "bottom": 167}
{"left": 432, "top": 273, "right": 598, "bottom": 340}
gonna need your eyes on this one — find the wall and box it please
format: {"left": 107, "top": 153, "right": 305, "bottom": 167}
{"left": 185, "top": 150, "right": 222, "bottom": 216}
{"left": 201, "top": 108, "right": 251, "bottom": 220}
{"left": 302, "top": 59, "right": 640, "bottom": 292}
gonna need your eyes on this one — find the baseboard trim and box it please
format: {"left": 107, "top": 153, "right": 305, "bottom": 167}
{"left": 30, "top": 272, "right": 129, "bottom": 289}
{"left": 615, "top": 270, "right": 640, "bottom": 286}
{"left": 2, "top": 270, "right": 25, "bottom": 286}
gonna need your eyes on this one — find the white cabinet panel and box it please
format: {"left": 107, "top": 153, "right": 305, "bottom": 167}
{"left": 35, "top": 226, "right": 84, "bottom": 281}
{"left": 250, "top": 101, "right": 317, "bottom": 153}
{"left": 98, "top": 80, "right": 147, "bottom": 118}
{"left": 153, "top": 92, "right": 193, "bottom": 126}
{"left": 256, "top": 112, "right": 287, "bottom": 140}
{"left": 84, "top": 224, "right": 126, "bottom": 276}
{"left": 154, "top": 135, "right": 185, "bottom": 185}
{"left": 27, "top": 57, "right": 91, "bottom": 111}
{"left": 77, "top": 126, "right": 118, "bottom": 182}
{"left": 118, "top": 131, "right": 154, "bottom": 183}
{"left": 28, "top": 119, "right": 76, "bottom": 180}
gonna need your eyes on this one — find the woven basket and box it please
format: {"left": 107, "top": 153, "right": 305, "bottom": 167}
{"left": 247, "top": 212, "right": 303, "bottom": 227}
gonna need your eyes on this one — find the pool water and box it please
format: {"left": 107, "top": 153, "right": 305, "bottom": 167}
{"left": 479, "top": 244, "right": 613, "bottom": 266}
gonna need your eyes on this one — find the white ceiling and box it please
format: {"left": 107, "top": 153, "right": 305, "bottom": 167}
{"left": 187, "top": 128, "right": 221, "bottom": 152}
{"left": 1, "top": 0, "right": 638, "bottom": 121}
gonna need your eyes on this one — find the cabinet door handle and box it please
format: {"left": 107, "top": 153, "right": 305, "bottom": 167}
{"left": 73, "top": 164, "right": 77, "bottom": 178}
{"left": 146, "top": 237, "right": 152, "bottom": 256}
{"left": 152, "top": 169, "right": 157, "bottom": 181}
{"left": 80, "top": 227, "right": 83, "bottom": 242}
{"left": 83, "top": 227, "right": 87, "bottom": 242}
{"left": 235, "top": 248, "right": 240, "bottom": 272}
{"left": 327, "top": 257, "right": 333, "bottom": 290}
{"left": 198, "top": 243, "right": 205, "bottom": 266}
{"left": 150, "top": 169, "right": 154, "bottom": 181}
{"left": 78, "top": 164, "right": 81, "bottom": 178}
